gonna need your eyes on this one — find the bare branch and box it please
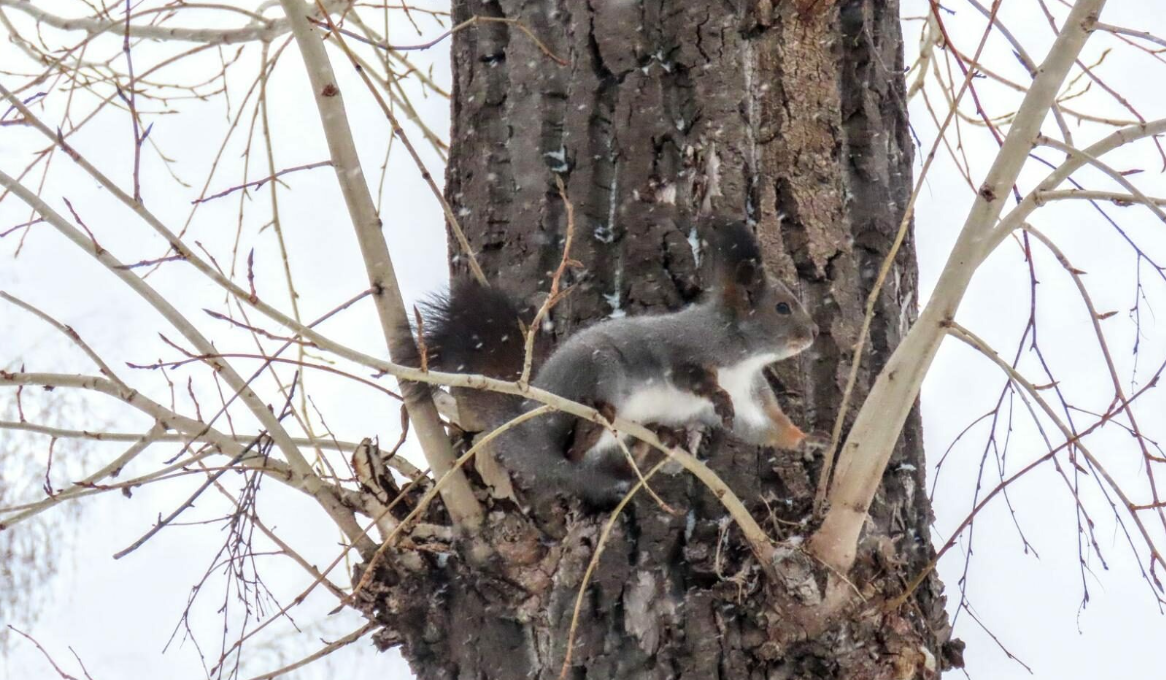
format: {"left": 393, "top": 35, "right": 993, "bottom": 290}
{"left": 944, "top": 321, "right": 1166, "bottom": 584}
{"left": 0, "top": 291, "right": 128, "bottom": 390}
{"left": 7, "top": 626, "right": 81, "bottom": 680}
{"left": 0, "top": 168, "right": 375, "bottom": 551}
{"left": 0, "top": 424, "right": 163, "bottom": 527}
{"left": 0, "top": 0, "right": 349, "bottom": 44}
{"left": 243, "top": 622, "right": 377, "bottom": 680}
{"left": 112, "top": 432, "right": 268, "bottom": 560}
{"left": 314, "top": 4, "right": 487, "bottom": 286}
{"left": 812, "top": 0, "right": 1109, "bottom": 573}
{"left": 816, "top": 0, "right": 1005, "bottom": 512}
{"left": 192, "top": 160, "right": 334, "bottom": 204}
{"left": 1037, "top": 189, "right": 1166, "bottom": 206}
{"left": 521, "top": 175, "right": 577, "bottom": 386}
{"left": 0, "top": 420, "right": 404, "bottom": 469}
{"left": 1096, "top": 21, "right": 1166, "bottom": 49}
{"left": 278, "top": 0, "right": 482, "bottom": 527}
{"left": 986, "top": 118, "right": 1166, "bottom": 253}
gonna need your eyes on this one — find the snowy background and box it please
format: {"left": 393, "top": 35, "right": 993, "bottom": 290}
{"left": 2, "top": 1, "right": 1165, "bottom": 678}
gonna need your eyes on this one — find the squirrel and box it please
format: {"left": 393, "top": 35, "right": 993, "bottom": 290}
{"left": 402, "top": 217, "right": 821, "bottom": 508}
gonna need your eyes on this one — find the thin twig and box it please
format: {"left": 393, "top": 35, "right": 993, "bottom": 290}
{"left": 7, "top": 626, "right": 80, "bottom": 680}
{"left": 192, "top": 160, "right": 333, "bottom": 204}
{"left": 558, "top": 458, "right": 671, "bottom": 680}
{"left": 113, "top": 433, "right": 266, "bottom": 559}
{"left": 243, "top": 622, "right": 377, "bottom": 680}
{"left": 122, "top": 0, "right": 142, "bottom": 203}
{"left": 521, "top": 175, "right": 578, "bottom": 386}
{"left": 308, "top": 14, "right": 566, "bottom": 66}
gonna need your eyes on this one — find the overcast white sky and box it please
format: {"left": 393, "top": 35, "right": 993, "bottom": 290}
{"left": 3, "top": 2, "right": 1166, "bottom": 679}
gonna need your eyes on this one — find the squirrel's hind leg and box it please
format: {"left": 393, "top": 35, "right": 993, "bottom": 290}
{"left": 564, "top": 400, "right": 617, "bottom": 463}
{"left": 556, "top": 456, "right": 634, "bottom": 509}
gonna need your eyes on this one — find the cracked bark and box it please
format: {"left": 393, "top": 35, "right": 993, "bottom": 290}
{"left": 361, "top": 1, "right": 960, "bottom": 677}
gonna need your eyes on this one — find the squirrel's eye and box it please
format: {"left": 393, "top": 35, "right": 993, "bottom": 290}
{"left": 776, "top": 302, "right": 792, "bottom": 315}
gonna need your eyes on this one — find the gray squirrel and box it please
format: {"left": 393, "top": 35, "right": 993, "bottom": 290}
{"left": 403, "top": 218, "right": 820, "bottom": 507}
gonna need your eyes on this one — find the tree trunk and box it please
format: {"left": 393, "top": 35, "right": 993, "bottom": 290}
{"left": 362, "top": 1, "right": 962, "bottom": 677}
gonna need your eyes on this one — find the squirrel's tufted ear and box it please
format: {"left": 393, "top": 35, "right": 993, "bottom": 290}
{"left": 708, "top": 218, "right": 762, "bottom": 273}
{"left": 720, "top": 260, "right": 760, "bottom": 314}
{"left": 733, "top": 258, "right": 763, "bottom": 290}
{"left": 706, "top": 216, "right": 765, "bottom": 313}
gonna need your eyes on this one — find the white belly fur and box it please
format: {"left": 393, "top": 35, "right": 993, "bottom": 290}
{"left": 620, "top": 383, "right": 712, "bottom": 426}
{"left": 715, "top": 353, "right": 777, "bottom": 429}
{"left": 585, "top": 354, "right": 777, "bottom": 456}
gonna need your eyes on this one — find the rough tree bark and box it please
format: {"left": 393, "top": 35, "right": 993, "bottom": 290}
{"left": 361, "top": 1, "right": 962, "bottom": 677}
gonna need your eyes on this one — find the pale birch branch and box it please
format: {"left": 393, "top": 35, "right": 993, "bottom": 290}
{"left": 0, "top": 424, "right": 164, "bottom": 527}
{"left": 816, "top": 0, "right": 1005, "bottom": 511}
{"left": 0, "top": 291, "right": 128, "bottom": 390}
{"left": 1036, "top": 189, "right": 1166, "bottom": 207}
{"left": 0, "top": 421, "right": 420, "bottom": 478}
{"left": 1096, "top": 21, "right": 1166, "bottom": 49}
{"left": 1037, "top": 135, "right": 1166, "bottom": 225}
{"left": 985, "top": 117, "right": 1166, "bottom": 254}
{"left": 314, "top": 6, "right": 488, "bottom": 286}
{"left": 0, "top": 372, "right": 374, "bottom": 528}
{"left": 810, "top": 0, "right": 1107, "bottom": 573}
{"left": 276, "top": 0, "right": 483, "bottom": 528}
{"left": 0, "top": 0, "right": 348, "bottom": 44}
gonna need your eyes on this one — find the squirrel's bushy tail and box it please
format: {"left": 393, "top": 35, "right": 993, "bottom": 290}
{"left": 397, "top": 279, "right": 535, "bottom": 431}
{"left": 414, "top": 280, "right": 533, "bottom": 380}
{"left": 400, "top": 281, "right": 632, "bottom": 507}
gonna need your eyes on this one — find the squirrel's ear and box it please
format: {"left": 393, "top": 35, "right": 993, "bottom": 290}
{"left": 706, "top": 216, "right": 764, "bottom": 312}
{"left": 734, "top": 258, "right": 763, "bottom": 290}
{"left": 719, "top": 259, "right": 760, "bottom": 314}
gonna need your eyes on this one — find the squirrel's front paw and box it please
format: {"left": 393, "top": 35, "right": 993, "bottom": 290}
{"left": 711, "top": 389, "right": 735, "bottom": 428}
{"left": 649, "top": 424, "right": 684, "bottom": 449}
{"left": 799, "top": 432, "right": 831, "bottom": 455}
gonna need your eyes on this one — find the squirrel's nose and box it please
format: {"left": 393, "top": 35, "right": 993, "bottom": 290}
{"left": 811, "top": 322, "right": 820, "bottom": 339}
